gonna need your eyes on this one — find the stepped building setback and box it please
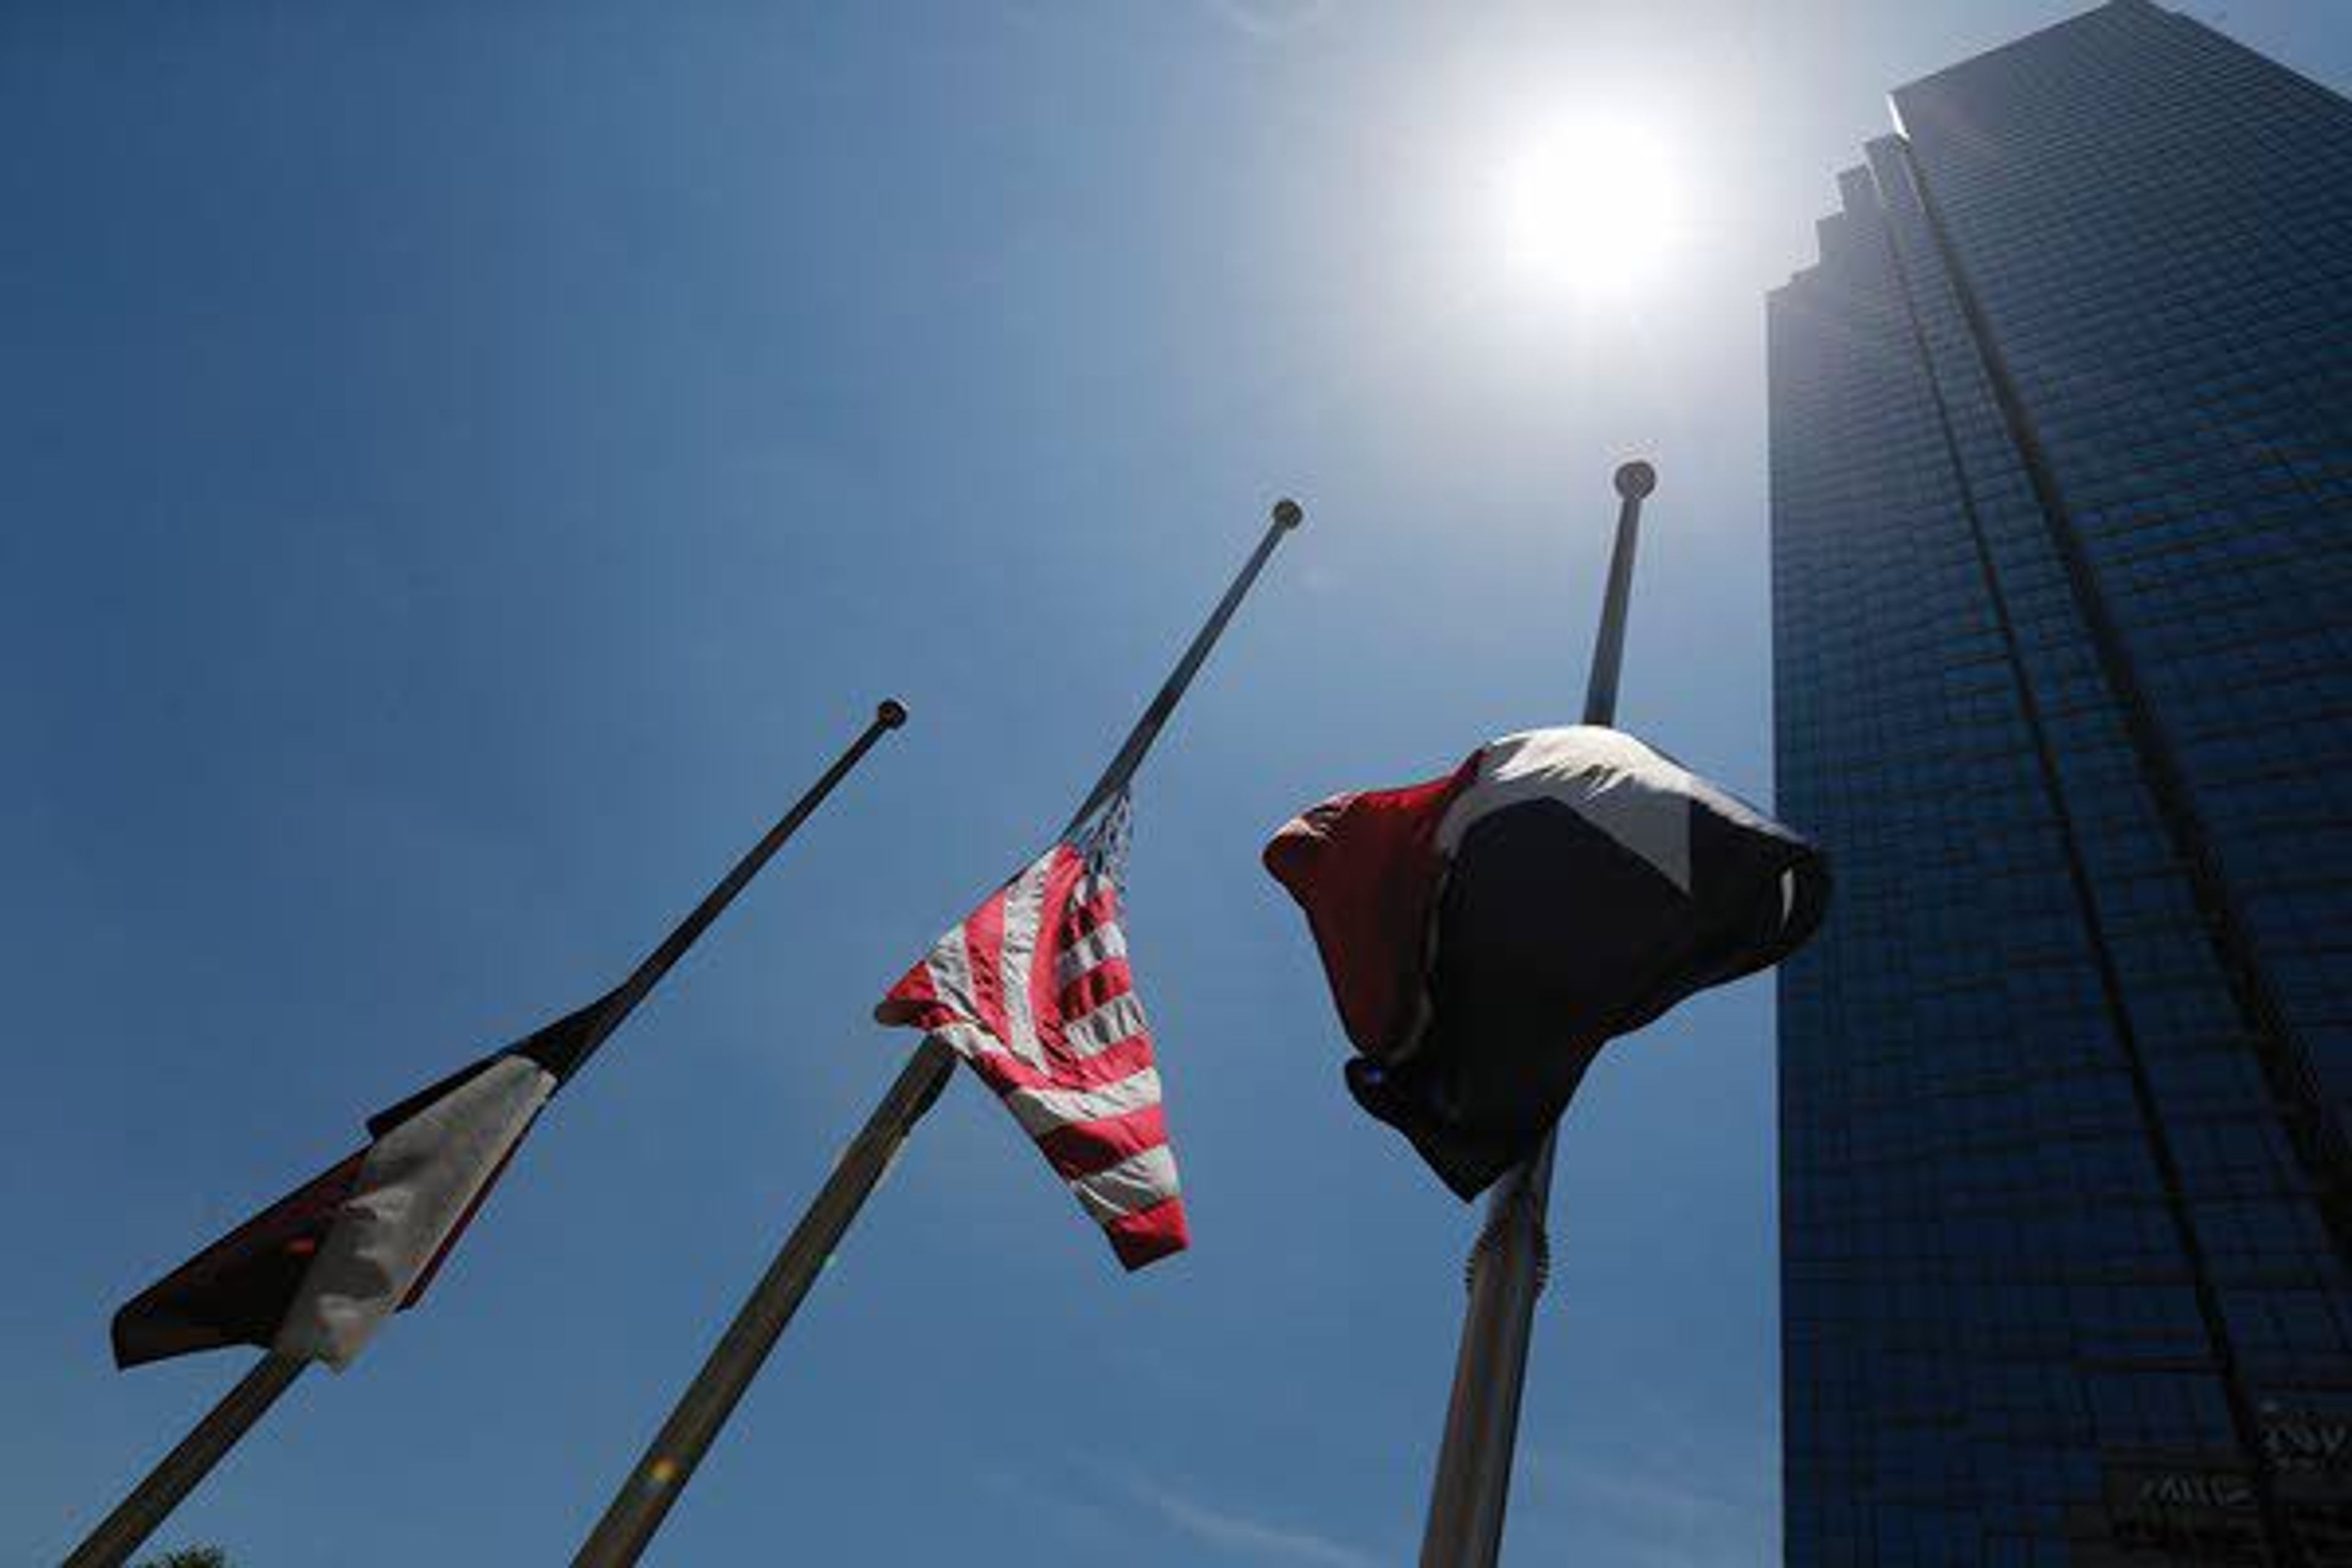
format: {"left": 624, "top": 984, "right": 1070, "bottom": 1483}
{"left": 1770, "top": 2, "right": 2352, "bottom": 1561}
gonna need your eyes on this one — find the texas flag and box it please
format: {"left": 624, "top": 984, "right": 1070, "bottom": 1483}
{"left": 1264, "top": 726, "right": 1828, "bottom": 1198}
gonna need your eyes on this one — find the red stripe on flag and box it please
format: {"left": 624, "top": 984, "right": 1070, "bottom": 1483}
{"left": 875, "top": 957, "right": 942, "bottom": 1025}
{"left": 1028, "top": 849, "right": 1089, "bottom": 1055}
{"left": 1035, "top": 1104, "right": 1169, "bottom": 1182}
{"left": 1065, "top": 886, "right": 1121, "bottom": 940}
{"left": 1104, "top": 1196, "right": 1190, "bottom": 1271}
{"left": 962, "top": 883, "right": 1011, "bottom": 1044}
{"left": 960, "top": 1030, "right": 1161, "bottom": 1097}
{"left": 1057, "top": 957, "right": 1134, "bottom": 1023}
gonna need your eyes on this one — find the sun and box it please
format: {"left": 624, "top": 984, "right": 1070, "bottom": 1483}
{"left": 1492, "top": 115, "right": 1686, "bottom": 298}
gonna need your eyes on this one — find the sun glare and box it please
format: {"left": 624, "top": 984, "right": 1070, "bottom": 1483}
{"left": 1493, "top": 115, "right": 1686, "bottom": 298}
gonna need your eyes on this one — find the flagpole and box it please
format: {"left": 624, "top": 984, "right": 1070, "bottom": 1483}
{"left": 564, "top": 698, "right": 913, "bottom": 1076}
{"left": 62, "top": 701, "right": 909, "bottom": 1568}
{"left": 1065, "top": 497, "right": 1305, "bottom": 835}
{"left": 61, "top": 1354, "right": 306, "bottom": 1568}
{"left": 1419, "top": 461, "right": 1654, "bottom": 1568}
{"left": 570, "top": 497, "right": 1304, "bottom": 1568}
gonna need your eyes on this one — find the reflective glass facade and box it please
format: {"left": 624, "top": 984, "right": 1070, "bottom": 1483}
{"left": 1770, "top": 4, "right": 2352, "bottom": 1561}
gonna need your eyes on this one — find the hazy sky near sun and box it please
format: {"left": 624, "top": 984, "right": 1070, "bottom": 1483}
{"left": 5, "top": 4, "right": 2347, "bottom": 1564}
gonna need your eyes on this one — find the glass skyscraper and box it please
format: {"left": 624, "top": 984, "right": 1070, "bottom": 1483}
{"left": 1769, "top": 2, "right": 2352, "bottom": 1562}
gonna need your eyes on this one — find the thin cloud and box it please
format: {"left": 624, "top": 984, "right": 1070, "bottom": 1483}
{"left": 1128, "top": 1477, "right": 1385, "bottom": 1568}
{"left": 1515, "top": 1442, "right": 1773, "bottom": 1568}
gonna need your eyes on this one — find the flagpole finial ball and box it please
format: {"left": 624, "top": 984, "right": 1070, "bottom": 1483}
{"left": 1613, "top": 461, "right": 1657, "bottom": 500}
{"left": 1273, "top": 498, "right": 1305, "bottom": 530}
{"left": 876, "top": 699, "right": 909, "bottom": 729}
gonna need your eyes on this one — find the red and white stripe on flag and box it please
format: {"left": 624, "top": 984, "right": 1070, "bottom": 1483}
{"left": 876, "top": 837, "right": 1189, "bottom": 1270}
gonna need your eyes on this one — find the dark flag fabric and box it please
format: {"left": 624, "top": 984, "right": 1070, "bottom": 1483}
{"left": 876, "top": 796, "right": 1189, "bottom": 1270}
{"left": 1264, "top": 726, "right": 1828, "bottom": 1199}
{"left": 111, "top": 995, "right": 614, "bottom": 1370}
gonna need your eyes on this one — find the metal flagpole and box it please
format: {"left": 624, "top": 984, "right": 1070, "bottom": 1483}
{"left": 570, "top": 497, "right": 1304, "bottom": 1568}
{"left": 62, "top": 1354, "right": 306, "bottom": 1568}
{"left": 1419, "top": 461, "right": 1655, "bottom": 1568}
{"left": 60, "top": 701, "right": 908, "bottom": 1568}
{"left": 569, "top": 698, "right": 914, "bottom": 1078}
{"left": 1062, "top": 499, "right": 1305, "bottom": 835}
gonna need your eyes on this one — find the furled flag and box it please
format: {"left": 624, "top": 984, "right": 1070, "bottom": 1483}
{"left": 876, "top": 796, "right": 1188, "bottom": 1269}
{"left": 1265, "top": 726, "right": 1829, "bottom": 1199}
{"left": 111, "top": 993, "right": 616, "bottom": 1370}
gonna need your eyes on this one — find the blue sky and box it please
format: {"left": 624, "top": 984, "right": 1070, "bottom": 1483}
{"left": 6, "top": 4, "right": 2346, "bottom": 1564}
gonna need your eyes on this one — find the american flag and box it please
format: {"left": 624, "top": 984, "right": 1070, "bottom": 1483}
{"left": 876, "top": 798, "right": 1189, "bottom": 1269}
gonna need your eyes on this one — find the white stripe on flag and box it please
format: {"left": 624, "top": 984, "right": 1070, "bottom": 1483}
{"left": 1053, "top": 922, "right": 1127, "bottom": 989}
{"left": 999, "top": 1066, "right": 1163, "bottom": 1138}
{"left": 275, "top": 1054, "right": 554, "bottom": 1370}
{"left": 1062, "top": 992, "right": 1149, "bottom": 1057}
{"left": 994, "top": 858, "right": 1056, "bottom": 1066}
{"left": 927, "top": 1020, "right": 1013, "bottom": 1061}
{"left": 1069, "top": 1144, "right": 1181, "bottom": 1223}
{"left": 924, "top": 924, "right": 980, "bottom": 1044}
